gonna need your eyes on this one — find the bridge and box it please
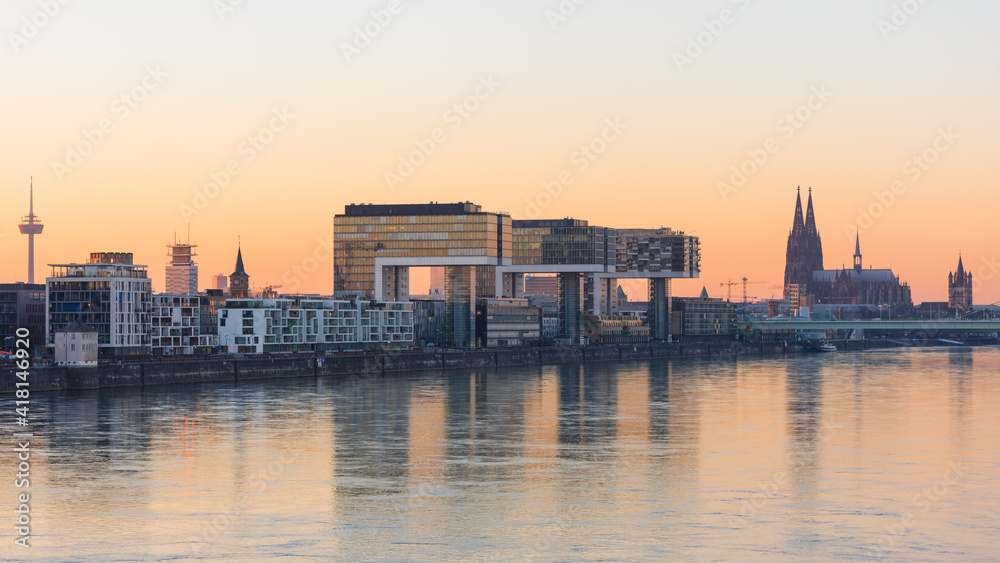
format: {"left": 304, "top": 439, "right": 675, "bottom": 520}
{"left": 745, "top": 319, "right": 1000, "bottom": 335}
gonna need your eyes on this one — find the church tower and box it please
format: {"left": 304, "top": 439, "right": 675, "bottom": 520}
{"left": 229, "top": 244, "right": 250, "bottom": 299}
{"left": 948, "top": 254, "right": 973, "bottom": 311}
{"left": 783, "top": 187, "right": 824, "bottom": 298}
{"left": 853, "top": 232, "right": 863, "bottom": 273}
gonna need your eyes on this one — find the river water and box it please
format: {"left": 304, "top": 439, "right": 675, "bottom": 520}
{"left": 2, "top": 347, "right": 998, "bottom": 561}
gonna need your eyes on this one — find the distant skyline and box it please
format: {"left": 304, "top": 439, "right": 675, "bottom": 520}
{"left": 1, "top": 0, "right": 998, "bottom": 304}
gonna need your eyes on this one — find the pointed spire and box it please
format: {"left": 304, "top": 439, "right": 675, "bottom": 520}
{"left": 805, "top": 187, "right": 817, "bottom": 236}
{"left": 232, "top": 244, "right": 248, "bottom": 276}
{"left": 791, "top": 187, "right": 805, "bottom": 236}
{"left": 854, "top": 231, "right": 863, "bottom": 273}
{"left": 699, "top": 285, "right": 710, "bottom": 299}
{"left": 956, "top": 253, "right": 965, "bottom": 277}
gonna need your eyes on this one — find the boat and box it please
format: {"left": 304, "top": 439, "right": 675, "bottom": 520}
{"left": 819, "top": 343, "right": 837, "bottom": 352}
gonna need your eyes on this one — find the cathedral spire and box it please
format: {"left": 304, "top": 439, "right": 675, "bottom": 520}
{"left": 854, "top": 231, "right": 863, "bottom": 273}
{"left": 805, "top": 187, "right": 818, "bottom": 236}
{"left": 791, "top": 187, "right": 805, "bottom": 235}
{"left": 956, "top": 253, "right": 965, "bottom": 278}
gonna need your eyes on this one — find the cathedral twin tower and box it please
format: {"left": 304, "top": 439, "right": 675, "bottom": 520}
{"left": 783, "top": 187, "right": 824, "bottom": 293}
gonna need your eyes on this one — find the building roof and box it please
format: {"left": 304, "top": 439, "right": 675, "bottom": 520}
{"left": 342, "top": 202, "right": 485, "bottom": 217}
{"left": 232, "top": 246, "right": 248, "bottom": 277}
{"left": 58, "top": 319, "right": 97, "bottom": 333}
{"left": 699, "top": 285, "right": 710, "bottom": 299}
{"left": 812, "top": 269, "right": 898, "bottom": 283}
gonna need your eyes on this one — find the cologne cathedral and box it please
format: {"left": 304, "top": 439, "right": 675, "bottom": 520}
{"left": 783, "top": 188, "right": 912, "bottom": 308}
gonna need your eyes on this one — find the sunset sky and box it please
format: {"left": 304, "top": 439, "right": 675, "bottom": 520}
{"left": 1, "top": 0, "right": 997, "bottom": 304}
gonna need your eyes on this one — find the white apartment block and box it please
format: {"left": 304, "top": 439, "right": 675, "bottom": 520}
{"left": 46, "top": 253, "right": 152, "bottom": 357}
{"left": 218, "top": 298, "right": 414, "bottom": 354}
{"left": 151, "top": 294, "right": 217, "bottom": 356}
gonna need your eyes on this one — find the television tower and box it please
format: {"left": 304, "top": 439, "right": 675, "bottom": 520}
{"left": 18, "top": 178, "right": 44, "bottom": 284}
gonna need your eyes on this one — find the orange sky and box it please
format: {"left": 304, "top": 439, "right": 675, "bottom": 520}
{"left": 1, "top": 1, "right": 997, "bottom": 304}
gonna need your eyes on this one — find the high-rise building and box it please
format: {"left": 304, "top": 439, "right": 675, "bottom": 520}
{"left": 165, "top": 233, "right": 198, "bottom": 294}
{"left": 46, "top": 252, "right": 152, "bottom": 357}
{"left": 229, "top": 246, "right": 250, "bottom": 299}
{"left": 428, "top": 267, "right": 445, "bottom": 295}
{"left": 783, "top": 187, "right": 824, "bottom": 297}
{"left": 213, "top": 274, "right": 228, "bottom": 291}
{"left": 18, "top": 178, "right": 44, "bottom": 284}
{"left": 333, "top": 202, "right": 700, "bottom": 347}
{"left": 948, "top": 255, "right": 973, "bottom": 311}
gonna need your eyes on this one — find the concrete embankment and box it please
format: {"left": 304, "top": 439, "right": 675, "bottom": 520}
{"left": 3, "top": 339, "right": 995, "bottom": 394}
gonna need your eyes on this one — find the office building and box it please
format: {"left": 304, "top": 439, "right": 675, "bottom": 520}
{"left": 476, "top": 297, "right": 542, "bottom": 347}
{"left": 165, "top": 235, "right": 198, "bottom": 294}
{"left": 334, "top": 202, "right": 700, "bottom": 347}
{"left": 214, "top": 274, "right": 228, "bottom": 292}
{"left": 0, "top": 283, "right": 45, "bottom": 353}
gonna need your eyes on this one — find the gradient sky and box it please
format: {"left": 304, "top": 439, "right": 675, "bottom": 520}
{"left": 1, "top": 0, "right": 997, "bottom": 304}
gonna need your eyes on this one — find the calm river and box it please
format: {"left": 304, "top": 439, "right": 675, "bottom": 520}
{"left": 2, "top": 347, "right": 998, "bottom": 561}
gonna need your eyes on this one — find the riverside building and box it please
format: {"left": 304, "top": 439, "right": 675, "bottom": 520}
{"left": 334, "top": 202, "right": 701, "bottom": 347}
{"left": 217, "top": 297, "right": 413, "bottom": 354}
{"left": 46, "top": 252, "right": 152, "bottom": 357}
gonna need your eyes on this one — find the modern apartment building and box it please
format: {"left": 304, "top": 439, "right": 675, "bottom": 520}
{"left": 46, "top": 252, "right": 152, "bottom": 357}
{"left": 218, "top": 297, "right": 414, "bottom": 354}
{"left": 151, "top": 294, "right": 217, "bottom": 356}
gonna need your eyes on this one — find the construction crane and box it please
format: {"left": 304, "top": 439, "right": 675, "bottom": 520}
{"left": 720, "top": 278, "right": 768, "bottom": 303}
{"left": 260, "top": 284, "right": 283, "bottom": 299}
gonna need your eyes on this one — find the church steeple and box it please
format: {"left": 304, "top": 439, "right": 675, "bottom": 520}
{"left": 229, "top": 242, "right": 251, "bottom": 298}
{"left": 853, "top": 232, "right": 863, "bottom": 273}
{"left": 791, "top": 186, "right": 805, "bottom": 236}
{"left": 805, "top": 187, "right": 818, "bottom": 236}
